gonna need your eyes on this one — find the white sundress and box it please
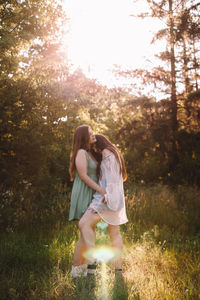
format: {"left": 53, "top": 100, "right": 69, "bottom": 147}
{"left": 89, "top": 152, "right": 128, "bottom": 225}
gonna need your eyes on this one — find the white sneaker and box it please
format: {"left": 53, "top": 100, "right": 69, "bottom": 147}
{"left": 70, "top": 264, "right": 88, "bottom": 278}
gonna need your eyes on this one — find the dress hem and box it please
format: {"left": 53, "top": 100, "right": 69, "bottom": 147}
{"left": 90, "top": 207, "right": 128, "bottom": 226}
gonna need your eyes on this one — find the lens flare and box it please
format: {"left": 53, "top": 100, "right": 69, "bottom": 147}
{"left": 84, "top": 246, "right": 121, "bottom": 263}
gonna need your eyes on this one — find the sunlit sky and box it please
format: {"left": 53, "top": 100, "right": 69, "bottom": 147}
{"left": 62, "top": 0, "right": 165, "bottom": 89}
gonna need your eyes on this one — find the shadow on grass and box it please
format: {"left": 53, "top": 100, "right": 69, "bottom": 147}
{"left": 72, "top": 276, "right": 96, "bottom": 300}
{"left": 111, "top": 273, "right": 128, "bottom": 300}
{"left": 111, "top": 273, "right": 140, "bottom": 300}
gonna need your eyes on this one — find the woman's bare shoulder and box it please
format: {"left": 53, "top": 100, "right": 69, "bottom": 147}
{"left": 76, "top": 149, "right": 87, "bottom": 158}
{"left": 77, "top": 148, "right": 86, "bottom": 154}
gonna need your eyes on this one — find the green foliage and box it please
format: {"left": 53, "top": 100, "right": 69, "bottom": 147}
{"left": 0, "top": 184, "right": 200, "bottom": 299}
{"left": 0, "top": 183, "right": 71, "bottom": 232}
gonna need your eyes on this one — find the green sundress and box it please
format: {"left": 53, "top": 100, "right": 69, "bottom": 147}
{"left": 69, "top": 150, "right": 98, "bottom": 221}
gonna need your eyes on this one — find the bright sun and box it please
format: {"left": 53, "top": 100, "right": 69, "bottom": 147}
{"left": 62, "top": 0, "right": 165, "bottom": 87}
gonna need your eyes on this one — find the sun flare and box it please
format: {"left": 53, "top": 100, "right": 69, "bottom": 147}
{"left": 62, "top": 0, "right": 165, "bottom": 86}
{"left": 84, "top": 245, "right": 121, "bottom": 263}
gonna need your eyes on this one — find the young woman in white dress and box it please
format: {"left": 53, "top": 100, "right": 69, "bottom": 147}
{"left": 79, "top": 134, "right": 128, "bottom": 276}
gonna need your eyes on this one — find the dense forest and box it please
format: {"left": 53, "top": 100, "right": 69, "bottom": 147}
{"left": 0, "top": 0, "right": 200, "bottom": 231}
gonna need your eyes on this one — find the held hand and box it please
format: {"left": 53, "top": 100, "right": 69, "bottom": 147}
{"left": 102, "top": 196, "right": 107, "bottom": 204}
{"left": 99, "top": 187, "right": 106, "bottom": 197}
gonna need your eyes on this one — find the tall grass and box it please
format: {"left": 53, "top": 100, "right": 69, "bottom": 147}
{"left": 0, "top": 184, "right": 200, "bottom": 299}
{"left": 0, "top": 223, "right": 77, "bottom": 300}
{"left": 124, "top": 183, "right": 200, "bottom": 237}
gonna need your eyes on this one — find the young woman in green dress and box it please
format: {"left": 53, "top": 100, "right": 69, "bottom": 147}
{"left": 69, "top": 125, "right": 105, "bottom": 277}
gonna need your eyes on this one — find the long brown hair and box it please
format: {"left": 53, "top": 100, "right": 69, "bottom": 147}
{"left": 69, "top": 125, "right": 90, "bottom": 181}
{"left": 95, "top": 134, "right": 127, "bottom": 181}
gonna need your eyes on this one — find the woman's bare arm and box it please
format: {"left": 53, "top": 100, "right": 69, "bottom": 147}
{"left": 75, "top": 149, "right": 105, "bottom": 196}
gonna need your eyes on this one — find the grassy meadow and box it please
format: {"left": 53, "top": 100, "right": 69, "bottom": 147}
{"left": 0, "top": 184, "right": 200, "bottom": 300}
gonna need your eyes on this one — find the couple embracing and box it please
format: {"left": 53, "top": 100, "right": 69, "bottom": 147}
{"left": 69, "top": 125, "right": 128, "bottom": 278}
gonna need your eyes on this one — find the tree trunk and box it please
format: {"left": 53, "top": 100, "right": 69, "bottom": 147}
{"left": 182, "top": 0, "right": 191, "bottom": 128}
{"left": 192, "top": 36, "right": 199, "bottom": 91}
{"left": 168, "top": 0, "right": 178, "bottom": 164}
{"left": 182, "top": 37, "right": 190, "bottom": 94}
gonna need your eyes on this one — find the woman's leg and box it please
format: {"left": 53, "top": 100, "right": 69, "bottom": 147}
{"left": 79, "top": 209, "right": 101, "bottom": 276}
{"left": 107, "top": 225, "right": 123, "bottom": 270}
{"left": 70, "top": 223, "right": 88, "bottom": 278}
{"left": 71, "top": 235, "right": 88, "bottom": 278}
{"left": 79, "top": 209, "right": 101, "bottom": 258}
{"left": 73, "top": 235, "right": 86, "bottom": 266}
